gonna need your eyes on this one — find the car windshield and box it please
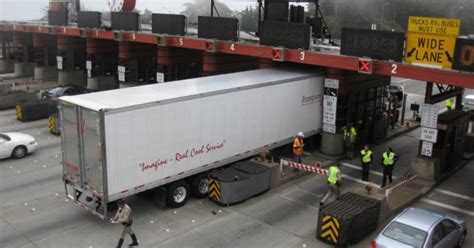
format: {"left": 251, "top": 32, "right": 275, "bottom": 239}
{"left": 0, "top": 134, "right": 10, "bottom": 141}
{"left": 48, "top": 87, "right": 65, "bottom": 94}
{"left": 389, "top": 85, "right": 400, "bottom": 91}
{"left": 383, "top": 221, "right": 427, "bottom": 247}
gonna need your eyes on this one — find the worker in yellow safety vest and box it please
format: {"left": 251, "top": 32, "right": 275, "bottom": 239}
{"left": 320, "top": 163, "right": 341, "bottom": 206}
{"left": 343, "top": 123, "right": 357, "bottom": 158}
{"left": 446, "top": 98, "right": 454, "bottom": 110}
{"left": 360, "top": 144, "right": 373, "bottom": 182}
{"left": 381, "top": 147, "right": 398, "bottom": 188}
{"left": 292, "top": 132, "right": 305, "bottom": 173}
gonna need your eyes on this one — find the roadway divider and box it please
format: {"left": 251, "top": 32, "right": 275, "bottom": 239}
{"left": 316, "top": 192, "right": 380, "bottom": 246}
{"left": 0, "top": 90, "right": 38, "bottom": 110}
{"left": 16, "top": 99, "right": 57, "bottom": 122}
{"left": 385, "top": 175, "right": 417, "bottom": 200}
{"left": 208, "top": 161, "right": 271, "bottom": 206}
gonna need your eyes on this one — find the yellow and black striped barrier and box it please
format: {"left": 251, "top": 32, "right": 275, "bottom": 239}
{"left": 316, "top": 192, "right": 381, "bottom": 246}
{"left": 15, "top": 104, "right": 23, "bottom": 120}
{"left": 208, "top": 178, "right": 221, "bottom": 203}
{"left": 320, "top": 215, "right": 340, "bottom": 245}
{"left": 48, "top": 115, "right": 56, "bottom": 134}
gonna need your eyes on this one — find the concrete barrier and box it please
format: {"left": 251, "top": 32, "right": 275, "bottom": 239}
{"left": 16, "top": 99, "right": 58, "bottom": 122}
{"left": 0, "top": 91, "right": 38, "bottom": 110}
{"left": 411, "top": 156, "right": 440, "bottom": 182}
{"left": 321, "top": 132, "right": 344, "bottom": 156}
{"left": 34, "top": 66, "right": 58, "bottom": 81}
{"left": 0, "top": 60, "right": 14, "bottom": 73}
{"left": 208, "top": 161, "right": 271, "bottom": 205}
{"left": 58, "top": 70, "right": 86, "bottom": 86}
{"left": 14, "top": 62, "right": 35, "bottom": 78}
{"left": 316, "top": 192, "right": 380, "bottom": 246}
{"left": 87, "top": 76, "right": 115, "bottom": 90}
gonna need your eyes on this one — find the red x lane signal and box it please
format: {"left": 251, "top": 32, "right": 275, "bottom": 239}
{"left": 272, "top": 48, "right": 284, "bottom": 61}
{"left": 358, "top": 58, "right": 373, "bottom": 74}
{"left": 205, "top": 41, "right": 216, "bottom": 52}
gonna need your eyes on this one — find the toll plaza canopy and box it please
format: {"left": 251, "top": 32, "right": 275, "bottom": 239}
{"left": 0, "top": 16, "right": 473, "bottom": 88}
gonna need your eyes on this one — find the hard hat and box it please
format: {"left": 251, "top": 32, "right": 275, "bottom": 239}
{"left": 297, "top": 131, "right": 304, "bottom": 137}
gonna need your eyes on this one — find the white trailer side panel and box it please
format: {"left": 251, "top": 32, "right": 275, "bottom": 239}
{"left": 105, "top": 76, "right": 323, "bottom": 196}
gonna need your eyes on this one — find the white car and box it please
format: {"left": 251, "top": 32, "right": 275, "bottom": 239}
{"left": 0, "top": 132, "right": 38, "bottom": 159}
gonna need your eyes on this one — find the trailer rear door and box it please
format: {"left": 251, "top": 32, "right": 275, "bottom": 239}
{"left": 61, "top": 103, "right": 104, "bottom": 195}
{"left": 62, "top": 103, "right": 82, "bottom": 183}
{"left": 82, "top": 109, "right": 104, "bottom": 194}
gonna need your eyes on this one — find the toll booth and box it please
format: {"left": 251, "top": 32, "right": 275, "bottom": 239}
{"left": 429, "top": 110, "right": 469, "bottom": 173}
{"left": 321, "top": 70, "right": 390, "bottom": 156}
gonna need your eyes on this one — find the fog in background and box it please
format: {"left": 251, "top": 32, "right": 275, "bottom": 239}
{"left": 0, "top": 0, "right": 253, "bottom": 21}
{"left": 1, "top": 0, "right": 472, "bottom": 36}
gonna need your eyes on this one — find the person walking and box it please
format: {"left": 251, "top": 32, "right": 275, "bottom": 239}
{"left": 111, "top": 199, "right": 139, "bottom": 247}
{"left": 320, "top": 163, "right": 341, "bottom": 206}
{"left": 381, "top": 147, "right": 398, "bottom": 188}
{"left": 292, "top": 131, "right": 305, "bottom": 172}
{"left": 360, "top": 144, "right": 373, "bottom": 181}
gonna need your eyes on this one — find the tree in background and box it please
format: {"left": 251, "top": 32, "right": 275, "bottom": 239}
{"left": 181, "top": 0, "right": 234, "bottom": 24}
{"left": 239, "top": 6, "right": 258, "bottom": 33}
{"left": 140, "top": 8, "right": 153, "bottom": 24}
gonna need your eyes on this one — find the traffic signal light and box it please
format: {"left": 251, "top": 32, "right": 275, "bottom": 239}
{"left": 358, "top": 58, "right": 373, "bottom": 74}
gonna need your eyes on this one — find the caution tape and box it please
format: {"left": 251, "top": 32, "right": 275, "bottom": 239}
{"left": 48, "top": 115, "right": 56, "bottom": 133}
{"left": 281, "top": 159, "right": 328, "bottom": 175}
{"left": 208, "top": 178, "right": 221, "bottom": 203}
{"left": 320, "top": 215, "right": 340, "bottom": 245}
{"left": 15, "top": 104, "right": 23, "bottom": 120}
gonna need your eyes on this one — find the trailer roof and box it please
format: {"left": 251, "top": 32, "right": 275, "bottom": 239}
{"left": 60, "top": 68, "right": 318, "bottom": 111}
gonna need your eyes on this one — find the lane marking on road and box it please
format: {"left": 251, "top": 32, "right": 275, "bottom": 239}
{"left": 280, "top": 188, "right": 321, "bottom": 210}
{"left": 434, "top": 189, "right": 474, "bottom": 202}
{"left": 281, "top": 188, "right": 323, "bottom": 199}
{"left": 280, "top": 194, "right": 319, "bottom": 210}
{"left": 421, "top": 198, "right": 474, "bottom": 216}
{"left": 341, "top": 162, "right": 398, "bottom": 179}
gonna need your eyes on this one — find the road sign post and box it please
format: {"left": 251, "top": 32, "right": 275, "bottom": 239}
{"left": 323, "top": 78, "right": 339, "bottom": 134}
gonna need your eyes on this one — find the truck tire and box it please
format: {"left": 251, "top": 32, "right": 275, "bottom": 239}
{"left": 191, "top": 173, "right": 209, "bottom": 198}
{"left": 167, "top": 180, "right": 190, "bottom": 208}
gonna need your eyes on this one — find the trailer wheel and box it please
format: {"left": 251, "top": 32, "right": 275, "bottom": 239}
{"left": 191, "top": 173, "right": 209, "bottom": 198}
{"left": 167, "top": 180, "right": 189, "bottom": 208}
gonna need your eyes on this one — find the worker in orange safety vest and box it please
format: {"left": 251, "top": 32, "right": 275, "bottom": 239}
{"left": 293, "top": 131, "right": 305, "bottom": 172}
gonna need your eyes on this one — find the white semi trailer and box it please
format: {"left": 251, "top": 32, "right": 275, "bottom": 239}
{"left": 59, "top": 68, "right": 324, "bottom": 219}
